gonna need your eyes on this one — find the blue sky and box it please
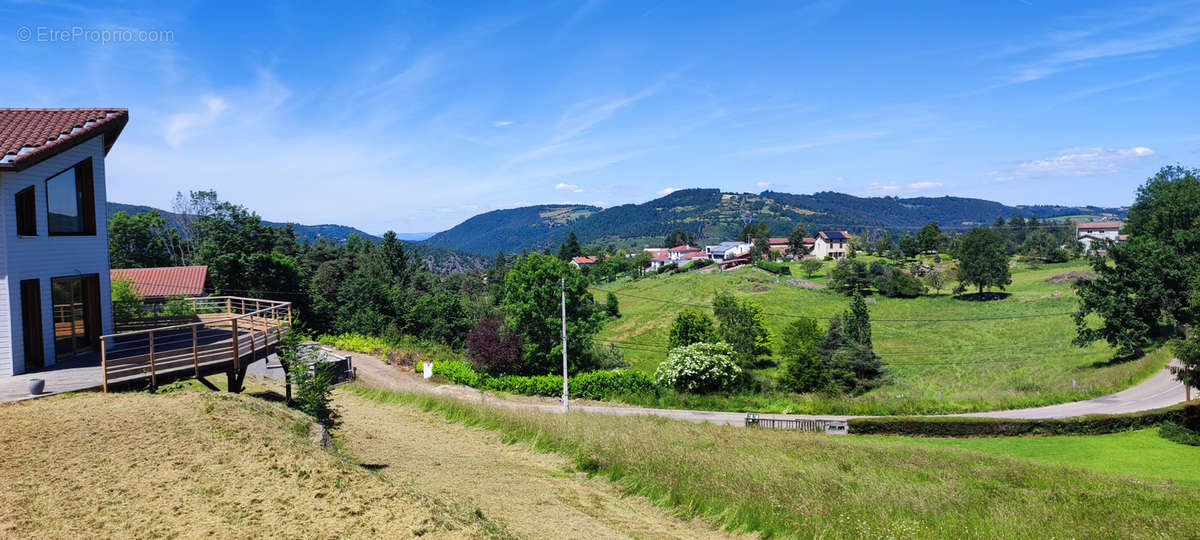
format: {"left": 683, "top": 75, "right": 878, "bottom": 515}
{"left": 4, "top": 1, "right": 1200, "bottom": 234}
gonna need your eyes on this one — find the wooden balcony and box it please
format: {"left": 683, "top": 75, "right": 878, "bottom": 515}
{"left": 100, "top": 296, "right": 291, "bottom": 391}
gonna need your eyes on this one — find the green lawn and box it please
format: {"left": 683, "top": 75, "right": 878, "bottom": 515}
{"left": 870, "top": 429, "right": 1200, "bottom": 488}
{"left": 592, "top": 259, "right": 1168, "bottom": 414}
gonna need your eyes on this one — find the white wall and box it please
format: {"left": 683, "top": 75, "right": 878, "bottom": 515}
{"left": 0, "top": 136, "right": 113, "bottom": 375}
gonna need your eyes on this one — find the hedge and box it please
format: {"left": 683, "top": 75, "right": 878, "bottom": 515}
{"left": 429, "top": 359, "right": 657, "bottom": 401}
{"left": 848, "top": 400, "right": 1200, "bottom": 437}
{"left": 756, "top": 260, "right": 791, "bottom": 275}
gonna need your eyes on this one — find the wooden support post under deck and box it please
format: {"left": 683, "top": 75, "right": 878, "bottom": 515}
{"left": 192, "top": 326, "right": 199, "bottom": 376}
{"left": 231, "top": 319, "right": 240, "bottom": 372}
{"left": 148, "top": 331, "right": 157, "bottom": 389}
{"left": 100, "top": 338, "right": 108, "bottom": 393}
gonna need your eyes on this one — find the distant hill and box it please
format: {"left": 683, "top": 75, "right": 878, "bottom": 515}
{"left": 107, "top": 202, "right": 489, "bottom": 274}
{"left": 422, "top": 204, "right": 601, "bottom": 255}
{"left": 423, "top": 189, "right": 1126, "bottom": 254}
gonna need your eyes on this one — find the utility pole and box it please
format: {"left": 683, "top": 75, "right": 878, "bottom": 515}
{"left": 561, "top": 277, "right": 569, "bottom": 411}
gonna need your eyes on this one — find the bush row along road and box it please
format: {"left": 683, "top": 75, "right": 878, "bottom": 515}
{"left": 339, "top": 349, "right": 1190, "bottom": 424}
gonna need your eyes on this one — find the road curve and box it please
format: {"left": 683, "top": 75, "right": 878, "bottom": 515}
{"left": 344, "top": 350, "right": 1192, "bottom": 426}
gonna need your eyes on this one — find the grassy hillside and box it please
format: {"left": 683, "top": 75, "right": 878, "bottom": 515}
{"left": 423, "top": 203, "right": 600, "bottom": 254}
{"left": 0, "top": 391, "right": 510, "bottom": 538}
{"left": 353, "top": 385, "right": 1200, "bottom": 539}
{"left": 875, "top": 429, "right": 1200, "bottom": 488}
{"left": 592, "top": 259, "right": 1167, "bottom": 414}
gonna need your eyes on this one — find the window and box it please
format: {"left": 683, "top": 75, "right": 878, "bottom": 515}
{"left": 45, "top": 158, "right": 95, "bottom": 235}
{"left": 15, "top": 186, "right": 36, "bottom": 236}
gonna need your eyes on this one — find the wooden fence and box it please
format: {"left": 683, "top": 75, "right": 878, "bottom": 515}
{"left": 99, "top": 296, "right": 291, "bottom": 391}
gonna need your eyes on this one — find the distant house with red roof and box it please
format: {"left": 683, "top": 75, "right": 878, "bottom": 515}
{"left": 570, "top": 256, "right": 599, "bottom": 269}
{"left": 110, "top": 266, "right": 209, "bottom": 301}
{"left": 1076, "top": 221, "right": 1123, "bottom": 252}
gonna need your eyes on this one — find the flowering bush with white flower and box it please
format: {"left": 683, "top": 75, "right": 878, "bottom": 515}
{"left": 655, "top": 342, "right": 743, "bottom": 393}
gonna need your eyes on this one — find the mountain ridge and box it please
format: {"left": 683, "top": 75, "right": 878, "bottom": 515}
{"left": 422, "top": 189, "right": 1125, "bottom": 255}
{"left": 107, "top": 202, "right": 490, "bottom": 274}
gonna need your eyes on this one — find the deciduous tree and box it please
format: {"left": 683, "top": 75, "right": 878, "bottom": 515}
{"left": 957, "top": 227, "right": 1011, "bottom": 294}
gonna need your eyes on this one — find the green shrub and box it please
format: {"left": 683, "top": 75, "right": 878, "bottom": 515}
{"left": 755, "top": 260, "right": 791, "bottom": 275}
{"left": 849, "top": 401, "right": 1200, "bottom": 436}
{"left": 427, "top": 358, "right": 656, "bottom": 401}
{"left": 657, "top": 262, "right": 678, "bottom": 274}
{"left": 1159, "top": 421, "right": 1200, "bottom": 446}
{"left": 654, "top": 342, "right": 743, "bottom": 393}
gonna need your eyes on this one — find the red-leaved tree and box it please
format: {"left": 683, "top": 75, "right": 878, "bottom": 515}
{"left": 465, "top": 316, "right": 523, "bottom": 373}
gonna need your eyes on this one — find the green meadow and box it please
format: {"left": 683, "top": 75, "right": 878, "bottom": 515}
{"left": 592, "top": 259, "right": 1168, "bottom": 414}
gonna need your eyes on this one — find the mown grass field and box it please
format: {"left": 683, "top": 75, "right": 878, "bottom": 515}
{"left": 352, "top": 384, "right": 1200, "bottom": 539}
{"left": 0, "top": 390, "right": 511, "bottom": 539}
{"left": 592, "top": 259, "right": 1168, "bottom": 414}
{"left": 873, "top": 429, "right": 1200, "bottom": 488}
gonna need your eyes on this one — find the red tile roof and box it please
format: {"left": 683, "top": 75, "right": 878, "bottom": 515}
{"left": 0, "top": 108, "right": 128, "bottom": 171}
{"left": 1077, "top": 221, "right": 1121, "bottom": 229}
{"left": 110, "top": 266, "right": 208, "bottom": 298}
{"left": 571, "top": 256, "right": 598, "bottom": 264}
{"left": 768, "top": 237, "right": 789, "bottom": 245}
{"left": 668, "top": 244, "right": 697, "bottom": 251}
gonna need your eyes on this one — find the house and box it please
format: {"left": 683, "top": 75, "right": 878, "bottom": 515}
{"left": 705, "top": 241, "right": 751, "bottom": 262}
{"left": 570, "top": 256, "right": 598, "bottom": 269}
{"left": 769, "top": 236, "right": 814, "bottom": 256}
{"left": 110, "top": 265, "right": 208, "bottom": 302}
{"left": 1076, "top": 221, "right": 1123, "bottom": 252}
{"left": 648, "top": 250, "right": 672, "bottom": 270}
{"left": 812, "top": 231, "right": 851, "bottom": 259}
{"left": 1, "top": 108, "right": 128, "bottom": 375}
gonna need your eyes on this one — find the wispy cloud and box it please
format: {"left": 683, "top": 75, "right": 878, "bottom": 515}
{"left": 906, "top": 181, "right": 943, "bottom": 190}
{"left": 994, "top": 146, "right": 1156, "bottom": 181}
{"left": 555, "top": 182, "right": 583, "bottom": 192}
{"left": 756, "top": 181, "right": 770, "bottom": 189}
{"left": 1003, "top": 4, "right": 1200, "bottom": 83}
{"left": 492, "top": 120, "right": 514, "bottom": 127}
{"left": 740, "top": 130, "right": 888, "bottom": 156}
{"left": 866, "top": 182, "right": 901, "bottom": 193}
{"left": 657, "top": 187, "right": 679, "bottom": 196}
{"left": 164, "top": 96, "right": 227, "bottom": 148}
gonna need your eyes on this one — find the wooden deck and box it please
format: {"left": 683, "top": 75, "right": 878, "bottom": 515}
{"left": 100, "top": 296, "right": 291, "bottom": 391}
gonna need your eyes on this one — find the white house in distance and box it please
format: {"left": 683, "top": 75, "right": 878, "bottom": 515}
{"left": 1076, "top": 221, "right": 1123, "bottom": 252}
{"left": 811, "top": 231, "right": 851, "bottom": 259}
{"left": 0, "top": 108, "right": 127, "bottom": 375}
{"left": 706, "top": 241, "right": 750, "bottom": 262}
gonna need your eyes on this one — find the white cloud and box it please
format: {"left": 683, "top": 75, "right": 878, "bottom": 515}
{"left": 492, "top": 120, "right": 514, "bottom": 127}
{"left": 756, "top": 181, "right": 770, "bottom": 189}
{"left": 657, "top": 187, "right": 679, "bottom": 196}
{"left": 866, "top": 182, "right": 901, "bottom": 193}
{"left": 555, "top": 182, "right": 584, "bottom": 192}
{"left": 1000, "top": 146, "right": 1156, "bottom": 180}
{"left": 906, "top": 181, "right": 943, "bottom": 190}
{"left": 164, "top": 95, "right": 227, "bottom": 149}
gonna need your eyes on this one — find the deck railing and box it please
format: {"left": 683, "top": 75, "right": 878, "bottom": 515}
{"left": 99, "top": 296, "right": 291, "bottom": 391}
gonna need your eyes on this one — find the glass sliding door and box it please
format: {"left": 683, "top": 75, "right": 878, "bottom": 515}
{"left": 51, "top": 275, "right": 100, "bottom": 359}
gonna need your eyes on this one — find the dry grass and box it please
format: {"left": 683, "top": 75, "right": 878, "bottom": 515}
{"left": 335, "top": 389, "right": 737, "bottom": 540}
{"left": 351, "top": 384, "right": 1200, "bottom": 539}
{"left": 0, "top": 390, "right": 511, "bottom": 539}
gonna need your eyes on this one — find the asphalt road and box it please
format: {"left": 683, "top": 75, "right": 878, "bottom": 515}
{"left": 342, "top": 350, "right": 1192, "bottom": 425}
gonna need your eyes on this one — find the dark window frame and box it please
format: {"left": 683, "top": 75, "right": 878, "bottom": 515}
{"left": 15, "top": 186, "right": 37, "bottom": 236}
{"left": 45, "top": 158, "right": 96, "bottom": 236}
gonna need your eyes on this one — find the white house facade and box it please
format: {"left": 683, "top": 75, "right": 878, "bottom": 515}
{"left": 1076, "top": 221, "right": 1122, "bottom": 252}
{"left": 705, "top": 241, "right": 750, "bottom": 262}
{"left": 811, "top": 231, "right": 851, "bottom": 259}
{"left": 0, "top": 108, "right": 127, "bottom": 375}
